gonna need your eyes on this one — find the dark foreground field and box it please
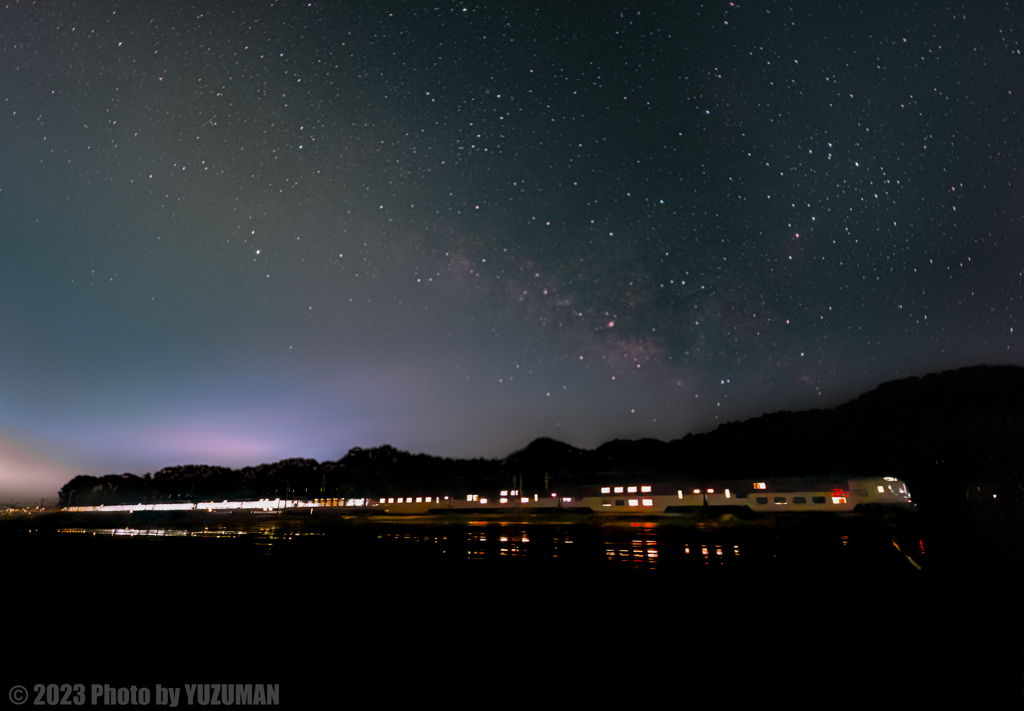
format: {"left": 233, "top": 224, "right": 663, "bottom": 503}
{"left": 2, "top": 507, "right": 1018, "bottom": 709}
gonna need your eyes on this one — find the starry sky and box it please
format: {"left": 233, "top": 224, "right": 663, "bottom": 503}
{"left": 2, "top": 0, "right": 1022, "bottom": 500}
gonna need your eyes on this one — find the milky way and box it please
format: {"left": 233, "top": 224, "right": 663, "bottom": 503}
{"left": 1, "top": 1, "right": 1022, "bottom": 498}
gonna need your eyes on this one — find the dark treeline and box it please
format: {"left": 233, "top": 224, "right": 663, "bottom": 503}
{"left": 58, "top": 365, "right": 1024, "bottom": 516}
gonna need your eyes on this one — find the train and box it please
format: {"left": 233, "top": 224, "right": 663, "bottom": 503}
{"left": 63, "top": 476, "right": 914, "bottom": 516}
{"left": 324, "top": 475, "right": 915, "bottom": 515}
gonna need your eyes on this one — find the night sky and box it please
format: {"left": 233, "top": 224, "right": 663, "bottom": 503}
{"left": 2, "top": 0, "right": 1022, "bottom": 500}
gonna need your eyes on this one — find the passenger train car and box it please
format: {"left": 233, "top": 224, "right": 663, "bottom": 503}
{"left": 344, "top": 476, "right": 915, "bottom": 515}
{"left": 66, "top": 477, "right": 913, "bottom": 515}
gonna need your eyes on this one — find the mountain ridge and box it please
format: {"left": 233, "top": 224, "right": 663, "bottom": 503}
{"left": 58, "top": 364, "right": 1024, "bottom": 509}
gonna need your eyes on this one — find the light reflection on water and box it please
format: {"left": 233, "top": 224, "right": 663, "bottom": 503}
{"left": 51, "top": 520, "right": 911, "bottom": 572}
{"left": 57, "top": 526, "right": 324, "bottom": 540}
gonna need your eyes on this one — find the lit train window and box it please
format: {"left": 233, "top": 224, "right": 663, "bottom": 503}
{"left": 614, "top": 487, "right": 624, "bottom": 493}
{"left": 500, "top": 498, "right": 508, "bottom": 504}
{"left": 642, "top": 499, "right": 653, "bottom": 506}
{"left": 416, "top": 497, "right": 423, "bottom": 503}
{"left": 480, "top": 498, "right": 488, "bottom": 504}
{"left": 677, "top": 490, "right": 683, "bottom": 499}
{"left": 388, "top": 498, "right": 394, "bottom": 504}
{"left": 627, "top": 486, "right": 637, "bottom": 493}
{"left": 426, "top": 497, "right": 432, "bottom": 503}
{"left": 500, "top": 491, "right": 508, "bottom": 496}
{"left": 521, "top": 497, "right": 529, "bottom": 504}
{"left": 380, "top": 498, "right": 386, "bottom": 504}
{"left": 754, "top": 482, "right": 766, "bottom": 490}
{"left": 707, "top": 488, "right": 714, "bottom": 494}
{"left": 693, "top": 489, "right": 701, "bottom": 494}
{"left": 628, "top": 499, "right": 639, "bottom": 506}
{"left": 832, "top": 496, "right": 847, "bottom": 504}
{"left": 725, "top": 489, "right": 731, "bottom": 498}
{"left": 878, "top": 486, "right": 884, "bottom": 493}
{"left": 601, "top": 487, "right": 611, "bottom": 494}
{"left": 641, "top": 486, "right": 651, "bottom": 493}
